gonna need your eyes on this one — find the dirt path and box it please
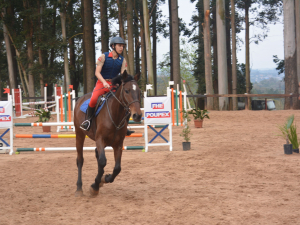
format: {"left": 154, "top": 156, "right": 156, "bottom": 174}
{"left": 1, "top": 110, "right": 300, "bottom": 224}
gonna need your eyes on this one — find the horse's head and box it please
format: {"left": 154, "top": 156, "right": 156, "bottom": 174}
{"left": 112, "top": 70, "right": 142, "bottom": 122}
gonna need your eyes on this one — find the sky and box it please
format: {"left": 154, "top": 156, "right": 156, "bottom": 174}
{"left": 95, "top": 1, "right": 284, "bottom": 71}
{"left": 157, "top": 1, "right": 284, "bottom": 70}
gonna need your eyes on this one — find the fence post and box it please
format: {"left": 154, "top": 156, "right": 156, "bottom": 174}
{"left": 265, "top": 98, "right": 267, "bottom": 110}
{"left": 289, "top": 93, "right": 293, "bottom": 109}
{"left": 245, "top": 93, "right": 249, "bottom": 110}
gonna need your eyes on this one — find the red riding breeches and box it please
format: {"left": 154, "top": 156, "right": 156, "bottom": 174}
{"left": 89, "top": 80, "right": 112, "bottom": 108}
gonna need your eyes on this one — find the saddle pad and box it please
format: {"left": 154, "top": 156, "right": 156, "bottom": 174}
{"left": 80, "top": 98, "right": 106, "bottom": 116}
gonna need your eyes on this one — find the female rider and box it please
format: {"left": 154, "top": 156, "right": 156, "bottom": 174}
{"left": 80, "top": 36, "right": 135, "bottom": 136}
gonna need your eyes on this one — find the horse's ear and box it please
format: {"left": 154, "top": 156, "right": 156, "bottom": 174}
{"left": 121, "top": 70, "right": 128, "bottom": 81}
{"left": 134, "top": 72, "right": 141, "bottom": 81}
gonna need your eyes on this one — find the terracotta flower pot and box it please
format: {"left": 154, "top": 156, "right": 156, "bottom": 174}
{"left": 194, "top": 119, "right": 203, "bottom": 128}
{"left": 42, "top": 126, "right": 51, "bottom": 132}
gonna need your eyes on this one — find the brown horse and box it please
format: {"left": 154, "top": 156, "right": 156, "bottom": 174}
{"left": 73, "top": 71, "right": 142, "bottom": 196}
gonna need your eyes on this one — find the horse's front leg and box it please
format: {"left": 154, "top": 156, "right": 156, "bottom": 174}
{"left": 90, "top": 139, "right": 106, "bottom": 196}
{"left": 75, "top": 129, "right": 86, "bottom": 197}
{"left": 102, "top": 144, "right": 123, "bottom": 184}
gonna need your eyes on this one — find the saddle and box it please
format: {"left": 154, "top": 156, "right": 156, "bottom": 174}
{"left": 80, "top": 92, "right": 112, "bottom": 116}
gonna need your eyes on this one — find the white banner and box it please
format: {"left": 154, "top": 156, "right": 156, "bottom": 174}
{"left": 0, "top": 101, "right": 12, "bottom": 127}
{"left": 144, "top": 97, "right": 171, "bottom": 124}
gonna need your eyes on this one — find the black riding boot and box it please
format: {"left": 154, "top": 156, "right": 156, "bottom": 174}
{"left": 80, "top": 106, "right": 96, "bottom": 131}
{"left": 126, "top": 115, "right": 135, "bottom": 136}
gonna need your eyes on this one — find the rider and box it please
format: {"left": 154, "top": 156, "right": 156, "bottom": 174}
{"left": 80, "top": 36, "right": 135, "bottom": 136}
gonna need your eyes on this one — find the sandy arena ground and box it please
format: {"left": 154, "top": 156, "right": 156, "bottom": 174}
{"left": 1, "top": 110, "right": 300, "bottom": 224}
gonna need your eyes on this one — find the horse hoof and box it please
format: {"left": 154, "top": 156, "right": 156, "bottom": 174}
{"left": 75, "top": 190, "right": 84, "bottom": 197}
{"left": 89, "top": 187, "right": 99, "bottom": 197}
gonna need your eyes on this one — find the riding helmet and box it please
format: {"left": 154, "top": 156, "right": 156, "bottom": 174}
{"left": 110, "top": 37, "right": 126, "bottom": 48}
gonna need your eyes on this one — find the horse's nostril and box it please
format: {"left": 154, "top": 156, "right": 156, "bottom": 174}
{"left": 133, "top": 113, "right": 142, "bottom": 121}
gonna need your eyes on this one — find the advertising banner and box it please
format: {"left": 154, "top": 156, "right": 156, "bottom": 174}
{"left": 144, "top": 97, "right": 171, "bottom": 124}
{"left": 0, "top": 101, "right": 12, "bottom": 127}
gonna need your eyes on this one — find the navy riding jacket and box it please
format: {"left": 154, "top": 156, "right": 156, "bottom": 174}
{"left": 101, "top": 52, "right": 124, "bottom": 79}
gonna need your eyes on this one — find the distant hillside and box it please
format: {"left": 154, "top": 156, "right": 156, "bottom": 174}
{"left": 251, "top": 69, "right": 284, "bottom": 83}
{"left": 252, "top": 77, "right": 285, "bottom": 94}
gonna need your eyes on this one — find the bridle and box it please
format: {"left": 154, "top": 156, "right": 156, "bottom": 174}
{"left": 106, "top": 80, "right": 141, "bottom": 130}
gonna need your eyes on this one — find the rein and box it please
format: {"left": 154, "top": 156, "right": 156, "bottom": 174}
{"left": 106, "top": 81, "right": 140, "bottom": 130}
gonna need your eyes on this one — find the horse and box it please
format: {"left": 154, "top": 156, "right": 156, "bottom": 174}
{"left": 73, "top": 71, "right": 142, "bottom": 196}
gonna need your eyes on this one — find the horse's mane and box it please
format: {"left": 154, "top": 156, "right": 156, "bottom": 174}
{"left": 111, "top": 74, "right": 134, "bottom": 86}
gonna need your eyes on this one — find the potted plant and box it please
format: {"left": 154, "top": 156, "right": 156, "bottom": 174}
{"left": 278, "top": 115, "right": 295, "bottom": 154}
{"left": 180, "top": 110, "right": 192, "bottom": 150}
{"left": 288, "top": 123, "right": 299, "bottom": 153}
{"left": 188, "top": 108, "right": 210, "bottom": 128}
{"left": 35, "top": 108, "right": 52, "bottom": 132}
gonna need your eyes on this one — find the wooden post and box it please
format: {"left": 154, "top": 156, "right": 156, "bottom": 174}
{"left": 265, "top": 98, "right": 267, "bottom": 110}
{"left": 245, "top": 96, "right": 249, "bottom": 110}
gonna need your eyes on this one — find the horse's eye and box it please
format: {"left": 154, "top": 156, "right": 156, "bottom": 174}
{"left": 125, "top": 89, "right": 129, "bottom": 94}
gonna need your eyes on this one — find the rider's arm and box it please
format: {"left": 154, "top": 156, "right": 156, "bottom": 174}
{"left": 95, "top": 54, "right": 110, "bottom": 88}
{"left": 120, "top": 58, "right": 128, "bottom": 74}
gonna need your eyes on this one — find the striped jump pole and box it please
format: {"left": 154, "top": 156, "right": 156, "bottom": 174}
{"left": 16, "top": 146, "right": 144, "bottom": 152}
{"left": 15, "top": 133, "right": 144, "bottom": 138}
{"left": 14, "top": 122, "right": 74, "bottom": 127}
{"left": 14, "top": 122, "right": 162, "bottom": 129}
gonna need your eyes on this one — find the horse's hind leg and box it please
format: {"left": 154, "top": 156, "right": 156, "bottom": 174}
{"left": 75, "top": 129, "right": 86, "bottom": 197}
{"left": 102, "top": 145, "right": 123, "bottom": 184}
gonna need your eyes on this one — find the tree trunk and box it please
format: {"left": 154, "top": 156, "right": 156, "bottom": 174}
{"left": 117, "top": 0, "right": 130, "bottom": 71}
{"left": 142, "top": 0, "right": 154, "bottom": 95}
{"left": 231, "top": 0, "right": 237, "bottom": 110}
{"left": 6, "top": 2, "right": 18, "bottom": 88}
{"left": 216, "top": 0, "right": 228, "bottom": 110}
{"left": 50, "top": 2, "right": 56, "bottom": 69}
{"left": 134, "top": 15, "right": 140, "bottom": 75}
{"left": 127, "top": 0, "right": 134, "bottom": 75}
{"left": 83, "top": 0, "right": 95, "bottom": 93}
{"left": 170, "top": 0, "right": 180, "bottom": 90}
{"left": 60, "top": 0, "right": 71, "bottom": 92}
{"left": 3, "top": 18, "right": 16, "bottom": 89}
{"left": 140, "top": 4, "right": 147, "bottom": 83}
{"left": 203, "top": 0, "right": 213, "bottom": 110}
{"left": 168, "top": 0, "right": 173, "bottom": 84}
{"left": 38, "top": 1, "right": 44, "bottom": 97}
{"left": 225, "top": 0, "right": 232, "bottom": 110}
{"left": 212, "top": 3, "right": 219, "bottom": 109}
{"left": 68, "top": 2, "right": 77, "bottom": 93}
{"left": 152, "top": 0, "right": 157, "bottom": 95}
{"left": 245, "top": 1, "right": 251, "bottom": 109}
{"left": 23, "top": 0, "right": 34, "bottom": 99}
{"left": 295, "top": 0, "right": 300, "bottom": 87}
{"left": 100, "top": 0, "right": 109, "bottom": 53}
{"left": 283, "top": 0, "right": 298, "bottom": 109}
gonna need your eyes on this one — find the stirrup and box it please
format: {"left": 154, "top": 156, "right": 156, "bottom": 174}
{"left": 126, "top": 129, "right": 135, "bottom": 136}
{"left": 80, "top": 120, "right": 91, "bottom": 131}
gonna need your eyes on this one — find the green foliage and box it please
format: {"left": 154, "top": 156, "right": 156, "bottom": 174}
{"left": 288, "top": 123, "right": 299, "bottom": 149}
{"left": 236, "top": 63, "right": 253, "bottom": 94}
{"left": 273, "top": 55, "right": 285, "bottom": 75}
{"left": 188, "top": 108, "right": 210, "bottom": 121}
{"left": 278, "top": 115, "right": 299, "bottom": 149}
{"left": 180, "top": 109, "right": 192, "bottom": 142}
{"left": 35, "top": 108, "right": 52, "bottom": 122}
{"left": 157, "top": 38, "right": 198, "bottom": 101}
